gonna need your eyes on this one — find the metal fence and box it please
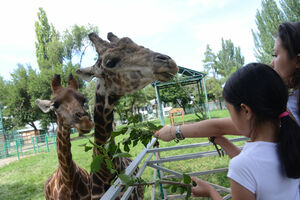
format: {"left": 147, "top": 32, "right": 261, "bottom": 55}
{"left": 0, "top": 131, "right": 57, "bottom": 160}
{"left": 101, "top": 137, "right": 248, "bottom": 200}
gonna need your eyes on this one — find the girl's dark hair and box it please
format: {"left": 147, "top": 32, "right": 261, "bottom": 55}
{"left": 223, "top": 63, "right": 300, "bottom": 178}
{"left": 278, "top": 22, "right": 300, "bottom": 116}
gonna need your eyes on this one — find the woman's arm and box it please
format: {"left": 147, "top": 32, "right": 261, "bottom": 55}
{"left": 154, "top": 117, "right": 241, "bottom": 142}
{"left": 213, "top": 136, "right": 241, "bottom": 158}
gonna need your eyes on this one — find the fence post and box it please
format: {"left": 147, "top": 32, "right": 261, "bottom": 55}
{"left": 2, "top": 140, "right": 7, "bottom": 158}
{"left": 18, "top": 135, "right": 23, "bottom": 156}
{"left": 35, "top": 136, "right": 39, "bottom": 153}
{"left": 32, "top": 137, "right": 36, "bottom": 154}
{"left": 45, "top": 135, "right": 50, "bottom": 152}
{"left": 53, "top": 136, "right": 56, "bottom": 150}
{"left": 15, "top": 140, "right": 20, "bottom": 160}
{"left": 3, "top": 139, "right": 8, "bottom": 158}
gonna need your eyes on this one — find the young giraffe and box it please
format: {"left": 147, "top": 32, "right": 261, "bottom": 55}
{"left": 35, "top": 74, "right": 94, "bottom": 200}
{"left": 76, "top": 32, "right": 178, "bottom": 199}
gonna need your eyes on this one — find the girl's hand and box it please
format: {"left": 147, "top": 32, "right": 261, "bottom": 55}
{"left": 191, "top": 177, "right": 214, "bottom": 197}
{"left": 153, "top": 125, "right": 175, "bottom": 142}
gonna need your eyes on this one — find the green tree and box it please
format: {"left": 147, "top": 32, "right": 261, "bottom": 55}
{"left": 160, "top": 83, "right": 191, "bottom": 113}
{"left": 214, "top": 38, "right": 244, "bottom": 79}
{"left": 203, "top": 45, "right": 217, "bottom": 78}
{"left": 252, "top": 0, "right": 300, "bottom": 64}
{"left": 2, "top": 65, "right": 42, "bottom": 132}
{"left": 34, "top": 8, "right": 98, "bottom": 129}
{"left": 202, "top": 39, "right": 244, "bottom": 101}
{"left": 63, "top": 24, "right": 98, "bottom": 65}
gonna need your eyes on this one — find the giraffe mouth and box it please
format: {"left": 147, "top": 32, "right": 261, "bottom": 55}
{"left": 77, "top": 128, "right": 91, "bottom": 134}
{"left": 154, "top": 72, "right": 175, "bottom": 82}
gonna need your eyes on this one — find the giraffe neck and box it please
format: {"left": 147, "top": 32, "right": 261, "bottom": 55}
{"left": 93, "top": 92, "right": 120, "bottom": 146}
{"left": 56, "top": 120, "right": 75, "bottom": 185}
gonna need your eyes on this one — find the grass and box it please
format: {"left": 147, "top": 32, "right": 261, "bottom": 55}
{"left": 0, "top": 109, "right": 238, "bottom": 200}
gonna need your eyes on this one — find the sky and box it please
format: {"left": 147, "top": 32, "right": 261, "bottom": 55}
{"left": 0, "top": 0, "right": 263, "bottom": 81}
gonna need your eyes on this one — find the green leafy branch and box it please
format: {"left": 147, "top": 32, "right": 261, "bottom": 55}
{"left": 80, "top": 116, "right": 196, "bottom": 199}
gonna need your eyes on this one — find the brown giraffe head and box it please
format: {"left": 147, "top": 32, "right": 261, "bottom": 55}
{"left": 35, "top": 74, "right": 94, "bottom": 134}
{"left": 76, "top": 32, "right": 178, "bottom": 96}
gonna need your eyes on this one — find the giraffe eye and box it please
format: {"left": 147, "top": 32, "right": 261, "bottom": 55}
{"left": 52, "top": 102, "right": 59, "bottom": 109}
{"left": 106, "top": 57, "right": 120, "bottom": 68}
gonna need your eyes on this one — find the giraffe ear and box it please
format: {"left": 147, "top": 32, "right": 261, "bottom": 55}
{"left": 35, "top": 99, "right": 54, "bottom": 113}
{"left": 67, "top": 73, "right": 79, "bottom": 90}
{"left": 76, "top": 66, "right": 95, "bottom": 82}
{"left": 51, "top": 74, "right": 63, "bottom": 94}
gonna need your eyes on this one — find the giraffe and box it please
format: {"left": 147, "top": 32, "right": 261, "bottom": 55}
{"left": 35, "top": 74, "right": 94, "bottom": 200}
{"left": 76, "top": 32, "right": 178, "bottom": 199}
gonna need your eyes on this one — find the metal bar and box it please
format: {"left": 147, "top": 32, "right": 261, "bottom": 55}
{"left": 15, "top": 140, "right": 20, "bottom": 160}
{"left": 223, "top": 194, "right": 232, "bottom": 200}
{"left": 156, "top": 149, "right": 167, "bottom": 199}
{"left": 207, "top": 181, "right": 231, "bottom": 193}
{"left": 45, "top": 135, "right": 50, "bottom": 152}
{"left": 147, "top": 163, "right": 183, "bottom": 178}
{"left": 202, "top": 78, "right": 211, "bottom": 119}
{"left": 18, "top": 135, "right": 23, "bottom": 156}
{"left": 151, "top": 164, "right": 157, "bottom": 200}
{"left": 147, "top": 137, "right": 248, "bottom": 153}
{"left": 147, "top": 141, "right": 212, "bottom": 153}
{"left": 155, "top": 84, "right": 165, "bottom": 126}
{"left": 164, "top": 168, "right": 228, "bottom": 179}
{"left": 53, "top": 136, "right": 56, "bottom": 150}
{"left": 32, "top": 137, "right": 36, "bottom": 154}
{"left": 147, "top": 150, "right": 218, "bottom": 164}
{"left": 100, "top": 138, "right": 157, "bottom": 200}
{"left": 120, "top": 153, "right": 154, "bottom": 200}
{"left": 35, "top": 136, "right": 39, "bottom": 153}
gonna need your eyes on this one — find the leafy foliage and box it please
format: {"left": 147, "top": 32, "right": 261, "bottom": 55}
{"left": 1, "top": 65, "right": 42, "bottom": 131}
{"left": 202, "top": 39, "right": 244, "bottom": 101}
{"left": 84, "top": 114, "right": 199, "bottom": 198}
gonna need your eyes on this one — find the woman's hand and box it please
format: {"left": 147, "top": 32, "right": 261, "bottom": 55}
{"left": 191, "top": 177, "right": 214, "bottom": 197}
{"left": 211, "top": 136, "right": 229, "bottom": 146}
{"left": 153, "top": 125, "right": 175, "bottom": 142}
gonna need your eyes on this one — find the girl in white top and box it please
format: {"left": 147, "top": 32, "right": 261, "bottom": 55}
{"left": 192, "top": 63, "right": 300, "bottom": 199}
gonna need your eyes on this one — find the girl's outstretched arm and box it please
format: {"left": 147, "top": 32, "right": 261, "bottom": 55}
{"left": 154, "top": 117, "right": 241, "bottom": 142}
{"left": 213, "top": 136, "right": 241, "bottom": 158}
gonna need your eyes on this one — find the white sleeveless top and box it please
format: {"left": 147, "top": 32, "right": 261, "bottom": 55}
{"left": 228, "top": 141, "right": 300, "bottom": 200}
{"left": 287, "top": 89, "right": 300, "bottom": 126}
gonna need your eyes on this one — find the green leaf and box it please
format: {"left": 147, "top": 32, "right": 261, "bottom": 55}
{"left": 133, "top": 140, "right": 138, "bottom": 147}
{"left": 124, "top": 144, "right": 130, "bottom": 152}
{"left": 185, "top": 186, "right": 191, "bottom": 200}
{"left": 104, "top": 158, "right": 113, "bottom": 170}
{"left": 171, "top": 185, "right": 177, "bottom": 193}
{"left": 90, "top": 154, "right": 104, "bottom": 173}
{"left": 112, "top": 152, "right": 132, "bottom": 159}
{"left": 118, "top": 173, "right": 131, "bottom": 185}
{"left": 84, "top": 145, "right": 93, "bottom": 152}
{"left": 146, "top": 122, "right": 159, "bottom": 131}
{"left": 183, "top": 174, "right": 191, "bottom": 184}
{"left": 179, "top": 186, "right": 185, "bottom": 194}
